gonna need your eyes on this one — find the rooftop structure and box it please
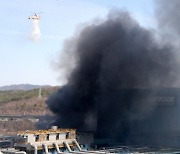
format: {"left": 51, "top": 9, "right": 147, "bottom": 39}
{"left": 0, "top": 126, "right": 105, "bottom": 154}
{"left": 14, "top": 126, "right": 76, "bottom": 153}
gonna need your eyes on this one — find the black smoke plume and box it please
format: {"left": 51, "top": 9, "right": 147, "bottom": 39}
{"left": 47, "top": 9, "right": 180, "bottom": 144}
{"left": 156, "top": 0, "right": 180, "bottom": 38}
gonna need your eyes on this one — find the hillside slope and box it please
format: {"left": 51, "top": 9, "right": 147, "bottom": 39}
{"left": 0, "top": 84, "right": 52, "bottom": 91}
{"left": 0, "top": 87, "right": 59, "bottom": 115}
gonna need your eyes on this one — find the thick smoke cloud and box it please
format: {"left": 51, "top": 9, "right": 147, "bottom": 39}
{"left": 156, "top": 0, "right": 180, "bottom": 50}
{"left": 156, "top": 0, "right": 180, "bottom": 36}
{"left": 47, "top": 9, "right": 180, "bottom": 144}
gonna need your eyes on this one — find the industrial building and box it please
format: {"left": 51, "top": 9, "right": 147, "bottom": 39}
{"left": 0, "top": 126, "right": 106, "bottom": 154}
{"left": 14, "top": 126, "right": 77, "bottom": 153}
{"left": 95, "top": 88, "right": 180, "bottom": 148}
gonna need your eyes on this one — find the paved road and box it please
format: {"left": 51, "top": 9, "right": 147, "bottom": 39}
{"left": 0, "top": 115, "right": 56, "bottom": 120}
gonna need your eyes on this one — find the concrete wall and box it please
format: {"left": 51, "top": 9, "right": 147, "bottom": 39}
{"left": 59, "top": 133, "right": 66, "bottom": 140}
{"left": 27, "top": 134, "right": 35, "bottom": 143}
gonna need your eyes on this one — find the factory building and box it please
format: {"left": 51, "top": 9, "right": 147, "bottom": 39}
{"left": 14, "top": 126, "right": 76, "bottom": 153}
{"left": 96, "top": 88, "right": 180, "bottom": 147}
{"left": 128, "top": 88, "right": 180, "bottom": 147}
{"left": 0, "top": 126, "right": 105, "bottom": 154}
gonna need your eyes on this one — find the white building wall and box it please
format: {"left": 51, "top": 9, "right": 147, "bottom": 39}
{"left": 49, "top": 134, "right": 56, "bottom": 141}
{"left": 59, "top": 133, "right": 66, "bottom": 140}
{"left": 27, "top": 134, "right": 35, "bottom": 143}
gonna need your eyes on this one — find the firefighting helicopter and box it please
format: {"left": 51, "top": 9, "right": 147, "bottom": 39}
{"left": 28, "top": 13, "right": 42, "bottom": 20}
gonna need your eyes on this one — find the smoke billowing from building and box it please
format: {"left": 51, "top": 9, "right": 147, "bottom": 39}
{"left": 47, "top": 1, "right": 180, "bottom": 144}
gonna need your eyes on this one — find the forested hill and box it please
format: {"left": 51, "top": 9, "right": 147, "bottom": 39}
{"left": 0, "top": 84, "right": 52, "bottom": 91}
{"left": 0, "top": 86, "right": 59, "bottom": 115}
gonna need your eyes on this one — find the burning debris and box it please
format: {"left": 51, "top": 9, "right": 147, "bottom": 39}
{"left": 47, "top": 0, "right": 180, "bottom": 146}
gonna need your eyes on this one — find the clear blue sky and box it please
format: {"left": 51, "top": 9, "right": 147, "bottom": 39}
{"left": 0, "top": 0, "right": 154, "bottom": 86}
